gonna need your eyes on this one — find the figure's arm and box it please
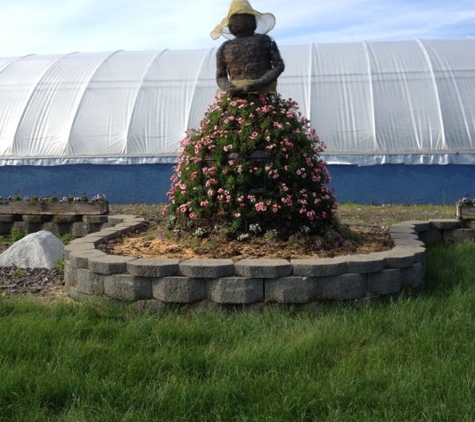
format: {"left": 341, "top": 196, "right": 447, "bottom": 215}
{"left": 245, "top": 38, "right": 285, "bottom": 92}
{"left": 216, "top": 44, "right": 244, "bottom": 95}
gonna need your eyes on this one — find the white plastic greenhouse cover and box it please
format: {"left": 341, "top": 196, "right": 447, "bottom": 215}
{"left": 0, "top": 38, "right": 474, "bottom": 166}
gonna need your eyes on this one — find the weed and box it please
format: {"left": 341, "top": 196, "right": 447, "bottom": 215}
{"left": 59, "top": 232, "right": 75, "bottom": 244}
{"left": 10, "top": 229, "right": 26, "bottom": 242}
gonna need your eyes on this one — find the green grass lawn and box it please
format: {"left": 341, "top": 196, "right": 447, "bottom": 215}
{"left": 0, "top": 242, "right": 474, "bottom": 421}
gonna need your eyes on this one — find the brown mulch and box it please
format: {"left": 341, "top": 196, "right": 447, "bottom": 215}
{"left": 99, "top": 224, "right": 393, "bottom": 262}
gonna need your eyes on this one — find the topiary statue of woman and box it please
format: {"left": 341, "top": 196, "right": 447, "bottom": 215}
{"left": 167, "top": 0, "right": 338, "bottom": 240}
{"left": 211, "top": 0, "right": 285, "bottom": 96}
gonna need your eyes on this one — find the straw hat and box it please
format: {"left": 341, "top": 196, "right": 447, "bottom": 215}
{"left": 210, "top": 0, "right": 276, "bottom": 40}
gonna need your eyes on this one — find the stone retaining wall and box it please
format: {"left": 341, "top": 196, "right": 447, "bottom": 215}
{"left": 0, "top": 213, "right": 112, "bottom": 237}
{"left": 64, "top": 216, "right": 474, "bottom": 308}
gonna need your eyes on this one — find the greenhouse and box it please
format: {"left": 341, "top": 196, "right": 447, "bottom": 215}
{"left": 0, "top": 38, "right": 474, "bottom": 203}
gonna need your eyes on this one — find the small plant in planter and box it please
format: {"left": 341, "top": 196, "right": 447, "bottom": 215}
{"left": 456, "top": 195, "right": 475, "bottom": 220}
{"left": 457, "top": 195, "right": 474, "bottom": 207}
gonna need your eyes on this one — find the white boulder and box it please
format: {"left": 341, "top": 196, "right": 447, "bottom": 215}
{"left": 0, "top": 230, "right": 65, "bottom": 269}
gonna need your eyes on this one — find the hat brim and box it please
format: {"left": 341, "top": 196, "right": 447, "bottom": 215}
{"left": 211, "top": 12, "right": 276, "bottom": 40}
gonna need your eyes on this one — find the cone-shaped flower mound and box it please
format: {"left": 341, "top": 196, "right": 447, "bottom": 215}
{"left": 167, "top": 92, "right": 338, "bottom": 239}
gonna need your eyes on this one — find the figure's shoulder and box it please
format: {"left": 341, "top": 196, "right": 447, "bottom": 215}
{"left": 217, "top": 39, "right": 232, "bottom": 55}
{"left": 254, "top": 34, "right": 272, "bottom": 43}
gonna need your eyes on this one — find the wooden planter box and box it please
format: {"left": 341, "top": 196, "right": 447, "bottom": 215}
{"left": 0, "top": 201, "right": 109, "bottom": 215}
{"left": 456, "top": 205, "right": 475, "bottom": 220}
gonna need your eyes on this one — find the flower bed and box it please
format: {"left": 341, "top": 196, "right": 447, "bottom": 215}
{"left": 0, "top": 201, "right": 109, "bottom": 215}
{"left": 0, "top": 193, "right": 108, "bottom": 215}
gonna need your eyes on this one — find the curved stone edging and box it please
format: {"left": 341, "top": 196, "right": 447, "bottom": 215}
{"left": 64, "top": 216, "right": 470, "bottom": 307}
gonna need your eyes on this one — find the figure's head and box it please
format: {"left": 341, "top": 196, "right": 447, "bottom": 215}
{"left": 228, "top": 13, "right": 257, "bottom": 37}
{"left": 211, "top": 0, "right": 275, "bottom": 40}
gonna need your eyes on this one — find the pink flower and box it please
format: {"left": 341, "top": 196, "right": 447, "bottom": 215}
{"left": 255, "top": 202, "right": 267, "bottom": 212}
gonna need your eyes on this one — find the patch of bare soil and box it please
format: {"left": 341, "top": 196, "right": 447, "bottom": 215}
{"left": 0, "top": 264, "right": 65, "bottom": 299}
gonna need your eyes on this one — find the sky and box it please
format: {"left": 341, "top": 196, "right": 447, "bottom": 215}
{"left": 0, "top": 0, "right": 474, "bottom": 57}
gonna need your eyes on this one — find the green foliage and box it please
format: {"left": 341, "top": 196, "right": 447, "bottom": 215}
{"left": 167, "top": 92, "right": 338, "bottom": 239}
{"left": 56, "top": 256, "right": 65, "bottom": 273}
{"left": 59, "top": 232, "right": 76, "bottom": 244}
{"left": 10, "top": 229, "right": 26, "bottom": 242}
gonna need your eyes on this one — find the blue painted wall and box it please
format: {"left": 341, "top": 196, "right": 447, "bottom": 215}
{"left": 0, "top": 163, "right": 473, "bottom": 205}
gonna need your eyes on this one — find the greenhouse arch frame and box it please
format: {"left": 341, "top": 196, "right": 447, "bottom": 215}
{"left": 0, "top": 37, "right": 474, "bottom": 203}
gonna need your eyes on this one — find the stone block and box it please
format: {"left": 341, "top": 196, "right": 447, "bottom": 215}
{"left": 22, "top": 214, "right": 47, "bottom": 223}
{"left": 128, "top": 258, "right": 180, "bottom": 277}
{"left": 12, "top": 221, "right": 42, "bottom": 234}
{"left": 430, "top": 219, "right": 462, "bottom": 230}
{"left": 208, "top": 277, "right": 263, "bottom": 304}
{"left": 64, "top": 264, "right": 76, "bottom": 289}
{"left": 68, "top": 249, "right": 106, "bottom": 268}
{"left": 443, "top": 229, "right": 475, "bottom": 243}
{"left": 292, "top": 257, "right": 347, "bottom": 277}
{"left": 52, "top": 215, "right": 81, "bottom": 223}
{"left": 392, "top": 236, "right": 425, "bottom": 248}
{"left": 321, "top": 273, "right": 367, "bottom": 300}
{"left": 367, "top": 269, "right": 401, "bottom": 295}
{"left": 77, "top": 234, "right": 109, "bottom": 246}
{"left": 41, "top": 222, "right": 71, "bottom": 237}
{"left": 234, "top": 258, "right": 292, "bottom": 278}
{"left": 93, "top": 228, "right": 123, "bottom": 242}
{"left": 0, "top": 222, "right": 12, "bottom": 235}
{"left": 107, "top": 216, "right": 127, "bottom": 225}
{"left": 64, "top": 241, "right": 97, "bottom": 253}
{"left": 418, "top": 228, "right": 442, "bottom": 245}
{"left": 71, "top": 222, "right": 103, "bottom": 237}
{"left": 76, "top": 268, "right": 105, "bottom": 295}
{"left": 88, "top": 255, "right": 136, "bottom": 274}
{"left": 405, "top": 221, "right": 431, "bottom": 232}
{"left": 265, "top": 277, "right": 321, "bottom": 304}
{"left": 104, "top": 274, "right": 152, "bottom": 300}
{"left": 152, "top": 277, "right": 206, "bottom": 303}
{"left": 384, "top": 247, "right": 415, "bottom": 269}
{"left": 401, "top": 263, "right": 423, "bottom": 289}
{"left": 82, "top": 215, "right": 109, "bottom": 224}
{"left": 179, "top": 259, "right": 234, "bottom": 278}
{"left": 390, "top": 223, "right": 416, "bottom": 235}
{"left": 0, "top": 215, "right": 15, "bottom": 222}
{"left": 346, "top": 253, "right": 386, "bottom": 273}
